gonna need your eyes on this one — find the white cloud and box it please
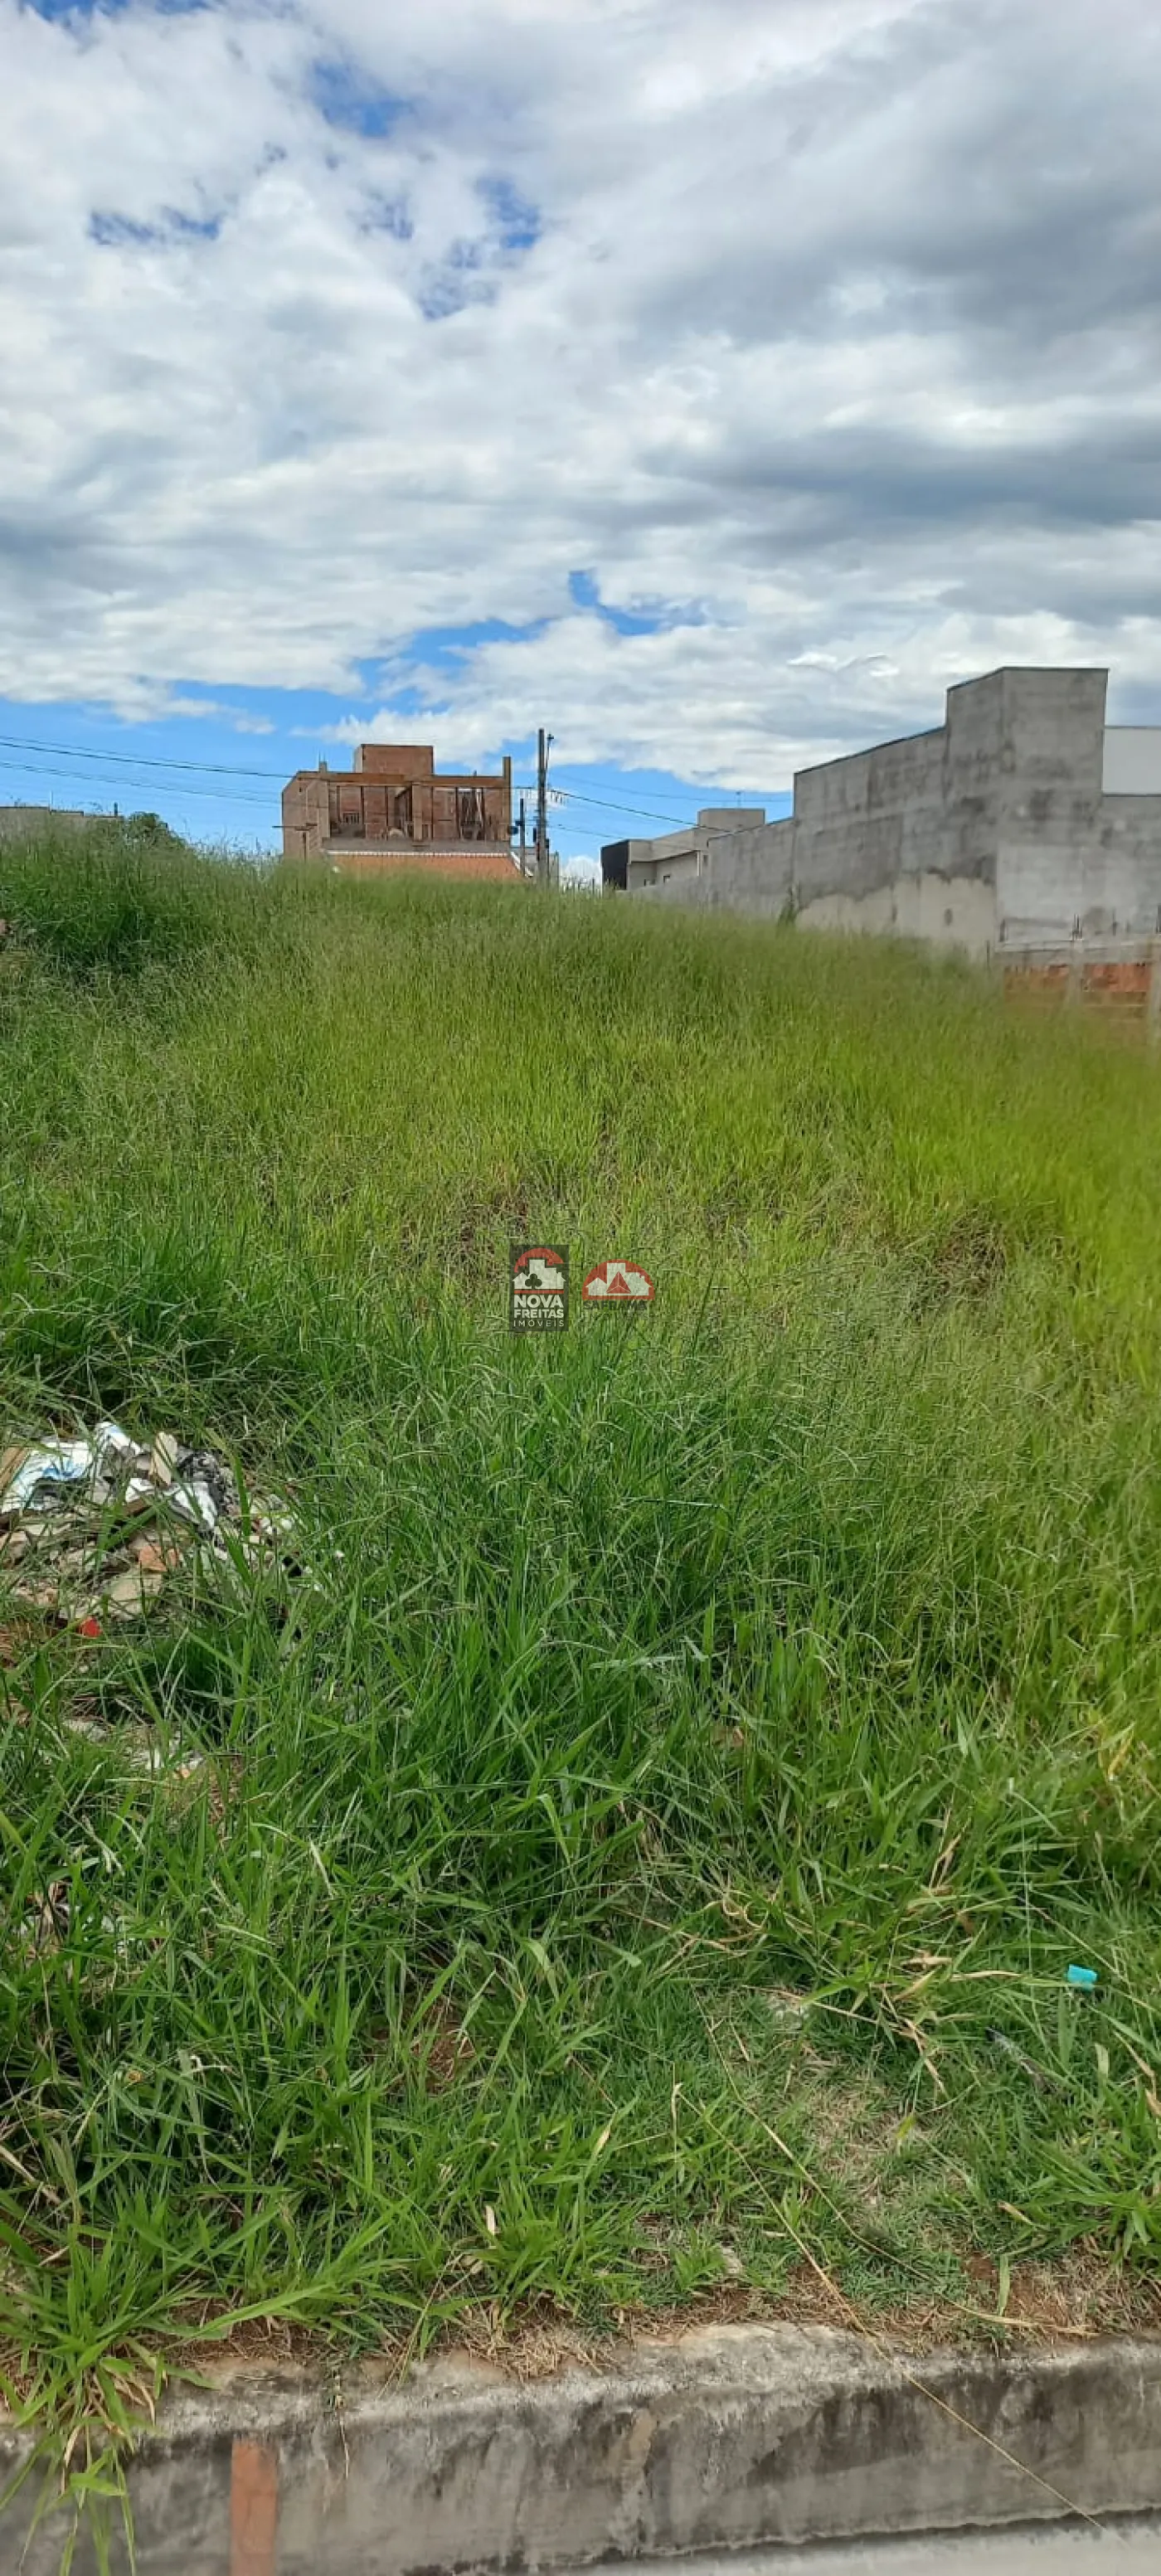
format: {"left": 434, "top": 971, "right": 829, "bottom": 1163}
{"left": 1, "top": 0, "right": 1159, "bottom": 773}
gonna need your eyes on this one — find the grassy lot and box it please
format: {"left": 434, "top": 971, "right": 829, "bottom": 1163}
{"left": 2, "top": 824, "right": 1161, "bottom": 2513}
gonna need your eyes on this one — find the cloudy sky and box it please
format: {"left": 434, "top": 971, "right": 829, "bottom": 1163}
{"left": 1, "top": 0, "right": 1159, "bottom": 851}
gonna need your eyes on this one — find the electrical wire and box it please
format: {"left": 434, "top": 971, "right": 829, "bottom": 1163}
{"left": 0, "top": 727, "right": 721, "bottom": 828}
{"left": 0, "top": 722, "right": 777, "bottom": 843}
{"left": 0, "top": 753, "right": 279, "bottom": 811}
{"left": 515, "top": 779, "right": 702, "bottom": 829}
{"left": 0, "top": 730, "right": 285, "bottom": 781}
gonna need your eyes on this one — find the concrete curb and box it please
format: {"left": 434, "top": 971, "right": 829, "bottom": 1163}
{"left": 3, "top": 2325, "right": 1161, "bottom": 2574}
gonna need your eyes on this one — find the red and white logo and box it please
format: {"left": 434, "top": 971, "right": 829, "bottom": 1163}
{"left": 582, "top": 1261, "right": 655, "bottom": 1304}
{"left": 510, "top": 1243, "right": 570, "bottom": 1331}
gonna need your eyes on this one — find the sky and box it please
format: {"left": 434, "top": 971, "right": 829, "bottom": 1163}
{"left": 1, "top": 0, "right": 1159, "bottom": 861}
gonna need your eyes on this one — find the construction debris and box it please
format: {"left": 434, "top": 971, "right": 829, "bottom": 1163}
{"left": 0, "top": 1418, "right": 298, "bottom": 1630}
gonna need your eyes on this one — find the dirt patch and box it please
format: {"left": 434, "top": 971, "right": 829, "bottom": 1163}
{"left": 923, "top": 1209, "right": 1012, "bottom": 1300}
{"left": 410, "top": 1998, "right": 476, "bottom": 2093}
{"left": 126, "top": 2252, "right": 1161, "bottom": 2410}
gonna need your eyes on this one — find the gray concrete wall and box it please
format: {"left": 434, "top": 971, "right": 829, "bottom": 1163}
{"left": 797, "top": 872, "right": 997, "bottom": 954}
{"left": 702, "top": 818, "right": 794, "bottom": 916}
{"left": 1012, "top": 797, "right": 1161, "bottom": 943}
{"left": 605, "top": 668, "right": 1161, "bottom": 960}
{"left": 994, "top": 674, "right": 1161, "bottom": 940}
{"left": 780, "top": 689, "right": 1002, "bottom": 955}
{"left": 6, "top": 2329, "right": 1161, "bottom": 2574}
{"left": 942, "top": 668, "right": 1007, "bottom": 880}
{"left": 1104, "top": 728, "right": 1161, "bottom": 795}
{"left": 794, "top": 729, "right": 945, "bottom": 904}
{"left": 993, "top": 669, "right": 1107, "bottom": 940}
{"left": 0, "top": 804, "right": 90, "bottom": 841}
{"left": 625, "top": 811, "right": 788, "bottom": 913}
{"left": 628, "top": 827, "right": 700, "bottom": 890}
{"left": 1095, "top": 799, "right": 1161, "bottom": 935}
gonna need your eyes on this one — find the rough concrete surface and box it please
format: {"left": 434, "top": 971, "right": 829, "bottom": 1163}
{"left": 572, "top": 2527, "right": 1161, "bottom": 2574}
{"left": 605, "top": 667, "right": 1161, "bottom": 955}
{"left": 2, "top": 2326, "right": 1161, "bottom": 2575}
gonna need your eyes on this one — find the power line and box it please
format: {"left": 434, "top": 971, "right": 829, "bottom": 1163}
{"left": 0, "top": 727, "right": 715, "bottom": 824}
{"left": 0, "top": 753, "right": 278, "bottom": 810}
{"left": 515, "top": 779, "right": 699, "bottom": 829}
{"left": 0, "top": 722, "right": 773, "bottom": 839}
{"left": 0, "top": 730, "right": 285, "bottom": 781}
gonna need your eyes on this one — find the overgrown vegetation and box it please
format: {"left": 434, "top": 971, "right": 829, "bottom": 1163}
{"left": 2, "top": 829, "right": 1161, "bottom": 2536}
{"left": 0, "top": 814, "right": 267, "bottom": 979}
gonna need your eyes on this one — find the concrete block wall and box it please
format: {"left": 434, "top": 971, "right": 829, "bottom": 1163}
{"left": 620, "top": 815, "right": 795, "bottom": 916}
{"left": 701, "top": 818, "right": 794, "bottom": 916}
{"left": 613, "top": 683, "right": 1012, "bottom": 954}
{"left": 1104, "top": 730, "right": 1161, "bottom": 794}
{"left": 997, "top": 673, "right": 1161, "bottom": 940}
{"left": 619, "top": 809, "right": 793, "bottom": 912}
{"left": 0, "top": 805, "right": 90, "bottom": 840}
{"left": 793, "top": 698, "right": 997, "bottom": 954}
{"left": 994, "top": 669, "right": 1107, "bottom": 940}
{"left": 605, "top": 666, "right": 1161, "bottom": 963}
{"left": 1091, "top": 803, "right": 1161, "bottom": 938}
{"left": 794, "top": 728, "right": 945, "bottom": 906}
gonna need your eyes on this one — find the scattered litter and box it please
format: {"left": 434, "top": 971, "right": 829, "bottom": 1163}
{"left": 765, "top": 1989, "right": 813, "bottom": 2024}
{"left": 1, "top": 1440, "right": 100, "bottom": 1514}
{"left": 60, "top": 1712, "right": 110, "bottom": 1747}
{"left": 60, "top": 1708, "right": 207, "bottom": 1784}
{"left": 987, "top": 2029, "right": 1058, "bottom": 2095}
{"left": 1066, "top": 1964, "right": 1100, "bottom": 1990}
{"left": 0, "top": 1416, "right": 299, "bottom": 1627}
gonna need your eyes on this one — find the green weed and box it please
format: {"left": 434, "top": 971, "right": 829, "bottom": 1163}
{"left": 2, "top": 852, "right": 1161, "bottom": 2544}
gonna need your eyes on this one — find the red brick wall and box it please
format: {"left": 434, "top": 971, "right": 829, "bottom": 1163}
{"left": 281, "top": 774, "right": 330, "bottom": 861}
{"left": 284, "top": 747, "right": 512, "bottom": 857}
{"left": 1003, "top": 963, "right": 1071, "bottom": 1009}
{"left": 354, "top": 746, "right": 435, "bottom": 778}
{"left": 1081, "top": 959, "right": 1152, "bottom": 1009}
{"left": 326, "top": 849, "right": 524, "bottom": 885}
{"left": 1003, "top": 952, "right": 1159, "bottom": 1028}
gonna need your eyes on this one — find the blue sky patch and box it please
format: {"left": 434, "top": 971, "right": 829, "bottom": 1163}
{"left": 309, "top": 57, "right": 411, "bottom": 140}
{"left": 418, "top": 183, "right": 541, "bottom": 321}
{"left": 90, "top": 212, "right": 161, "bottom": 249}
{"left": 23, "top": 0, "right": 129, "bottom": 17}
{"left": 360, "top": 194, "right": 414, "bottom": 242}
{"left": 23, "top": 0, "right": 206, "bottom": 15}
{"left": 567, "top": 571, "right": 703, "bottom": 639}
{"left": 368, "top": 622, "right": 551, "bottom": 699}
{"left": 163, "top": 206, "right": 221, "bottom": 241}
{"left": 478, "top": 177, "right": 541, "bottom": 255}
{"left": 0, "top": 677, "right": 791, "bottom": 862}
{"left": 418, "top": 251, "right": 495, "bottom": 323}
{"left": 90, "top": 205, "right": 222, "bottom": 249}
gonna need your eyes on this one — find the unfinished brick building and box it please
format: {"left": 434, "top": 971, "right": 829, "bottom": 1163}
{"left": 281, "top": 745, "right": 517, "bottom": 882}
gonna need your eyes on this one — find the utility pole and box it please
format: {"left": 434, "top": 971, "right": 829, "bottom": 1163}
{"left": 517, "top": 794, "right": 527, "bottom": 875}
{"left": 537, "top": 728, "right": 553, "bottom": 887}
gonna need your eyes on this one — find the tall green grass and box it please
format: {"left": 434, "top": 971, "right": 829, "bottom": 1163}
{"left": 2, "top": 830, "right": 1161, "bottom": 2535}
